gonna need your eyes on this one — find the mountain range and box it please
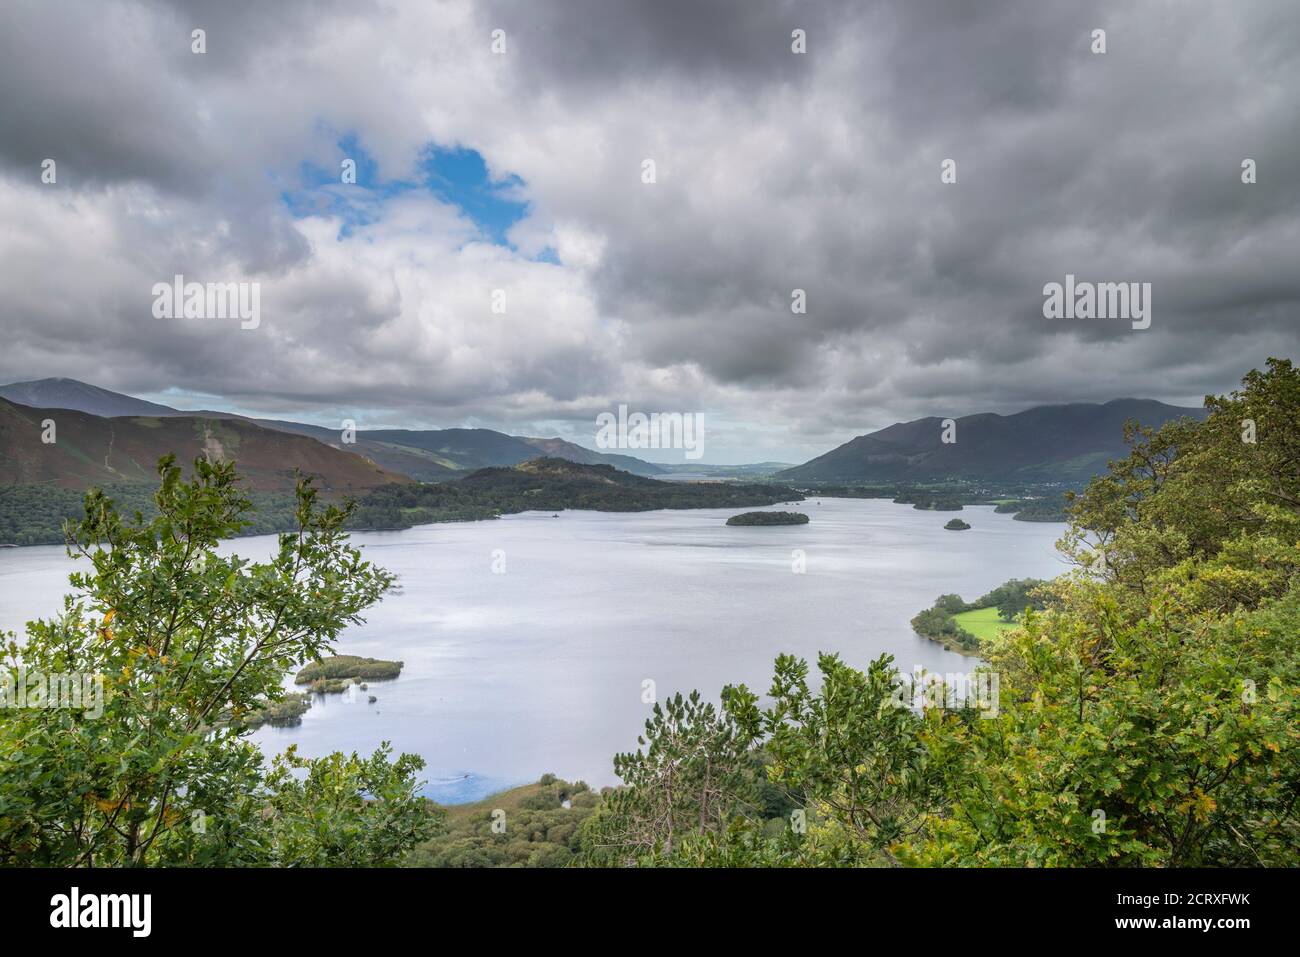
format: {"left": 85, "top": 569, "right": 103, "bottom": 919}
{"left": 776, "top": 398, "right": 1208, "bottom": 483}
{"left": 0, "top": 397, "right": 409, "bottom": 492}
{"left": 0, "top": 378, "right": 667, "bottom": 485}
{"left": 0, "top": 378, "right": 1212, "bottom": 492}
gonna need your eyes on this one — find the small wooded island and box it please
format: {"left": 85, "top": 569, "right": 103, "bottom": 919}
{"left": 226, "top": 654, "right": 404, "bottom": 730}
{"left": 944, "top": 518, "right": 971, "bottom": 530}
{"left": 726, "top": 510, "right": 810, "bottom": 526}
{"left": 294, "top": 655, "right": 404, "bottom": 694}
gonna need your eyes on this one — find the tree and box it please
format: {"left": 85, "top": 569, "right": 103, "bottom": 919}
{"left": 974, "top": 578, "right": 1048, "bottom": 621}
{"left": 581, "top": 690, "right": 761, "bottom": 864}
{"left": 0, "top": 455, "right": 439, "bottom": 866}
{"left": 741, "top": 653, "right": 946, "bottom": 865}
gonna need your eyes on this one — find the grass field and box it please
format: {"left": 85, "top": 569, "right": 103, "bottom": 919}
{"left": 951, "top": 606, "right": 1018, "bottom": 642}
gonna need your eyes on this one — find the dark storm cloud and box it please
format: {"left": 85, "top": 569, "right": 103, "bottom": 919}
{"left": 0, "top": 0, "right": 1296, "bottom": 461}
{"left": 478, "top": 0, "right": 839, "bottom": 87}
{"left": 505, "top": 0, "right": 1300, "bottom": 405}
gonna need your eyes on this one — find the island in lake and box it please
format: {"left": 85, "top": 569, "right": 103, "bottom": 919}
{"left": 944, "top": 518, "right": 971, "bottom": 530}
{"left": 726, "top": 511, "right": 810, "bottom": 526}
{"left": 294, "top": 655, "right": 404, "bottom": 694}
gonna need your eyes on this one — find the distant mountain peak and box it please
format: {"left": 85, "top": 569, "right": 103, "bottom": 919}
{"left": 778, "top": 399, "right": 1207, "bottom": 484}
{"left": 0, "top": 377, "right": 178, "bottom": 419}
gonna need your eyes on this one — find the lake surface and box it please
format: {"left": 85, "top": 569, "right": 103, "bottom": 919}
{"left": 0, "top": 499, "right": 1067, "bottom": 803}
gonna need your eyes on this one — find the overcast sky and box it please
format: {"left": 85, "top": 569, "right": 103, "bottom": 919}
{"left": 1, "top": 0, "right": 1296, "bottom": 463}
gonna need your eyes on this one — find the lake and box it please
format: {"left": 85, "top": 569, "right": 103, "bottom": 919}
{"left": 0, "top": 498, "right": 1067, "bottom": 803}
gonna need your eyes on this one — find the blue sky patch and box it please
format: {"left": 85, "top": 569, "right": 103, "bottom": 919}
{"left": 419, "top": 145, "right": 529, "bottom": 246}
{"left": 282, "top": 136, "right": 532, "bottom": 247}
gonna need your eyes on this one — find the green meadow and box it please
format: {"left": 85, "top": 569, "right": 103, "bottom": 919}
{"left": 950, "top": 606, "right": 1018, "bottom": 643}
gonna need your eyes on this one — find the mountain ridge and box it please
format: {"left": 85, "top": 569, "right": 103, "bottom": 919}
{"left": 0, "top": 397, "right": 409, "bottom": 492}
{"left": 779, "top": 398, "right": 1209, "bottom": 483}
{"left": 0, "top": 378, "right": 666, "bottom": 479}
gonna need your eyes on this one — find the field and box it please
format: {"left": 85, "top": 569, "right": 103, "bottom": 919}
{"left": 951, "top": 606, "right": 1017, "bottom": 642}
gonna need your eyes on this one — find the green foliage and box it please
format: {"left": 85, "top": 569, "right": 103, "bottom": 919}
{"left": 746, "top": 653, "right": 944, "bottom": 862}
{"left": 977, "top": 578, "right": 1049, "bottom": 620}
{"left": 911, "top": 580, "right": 1049, "bottom": 651}
{"left": 910, "top": 596, "right": 980, "bottom": 652}
{"left": 227, "top": 691, "right": 312, "bottom": 730}
{"left": 295, "top": 655, "right": 403, "bottom": 684}
{"left": 0, "top": 455, "right": 437, "bottom": 866}
{"left": 0, "top": 482, "right": 301, "bottom": 546}
{"left": 580, "top": 690, "right": 764, "bottom": 864}
{"left": 601, "top": 359, "right": 1300, "bottom": 867}
{"left": 405, "top": 775, "right": 597, "bottom": 868}
{"left": 348, "top": 459, "right": 801, "bottom": 531}
{"left": 262, "top": 744, "right": 438, "bottom": 867}
{"left": 1, "top": 457, "right": 800, "bottom": 544}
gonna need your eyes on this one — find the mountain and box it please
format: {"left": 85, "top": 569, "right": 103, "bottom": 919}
{"left": 361, "top": 427, "right": 539, "bottom": 470}
{"left": 0, "top": 379, "right": 663, "bottom": 478}
{"left": 778, "top": 399, "right": 1209, "bottom": 483}
{"left": 236, "top": 419, "right": 465, "bottom": 482}
{"left": 0, "top": 378, "right": 178, "bottom": 418}
{"left": 0, "top": 398, "right": 410, "bottom": 492}
{"left": 520, "top": 437, "right": 667, "bottom": 476}
{"left": 249, "top": 426, "right": 667, "bottom": 478}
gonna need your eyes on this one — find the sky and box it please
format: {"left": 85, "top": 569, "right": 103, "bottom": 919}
{"left": 0, "top": 0, "right": 1297, "bottom": 464}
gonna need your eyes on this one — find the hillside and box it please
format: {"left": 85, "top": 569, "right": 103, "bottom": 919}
{"left": 347, "top": 457, "right": 802, "bottom": 530}
{"left": 0, "top": 398, "right": 409, "bottom": 492}
{"left": 404, "top": 774, "right": 600, "bottom": 868}
{"left": 0, "top": 378, "right": 663, "bottom": 479}
{"left": 520, "top": 437, "right": 667, "bottom": 476}
{"left": 0, "top": 377, "right": 178, "bottom": 418}
{"left": 779, "top": 399, "right": 1208, "bottom": 483}
{"left": 238, "top": 418, "right": 464, "bottom": 482}
{"left": 252, "top": 426, "right": 667, "bottom": 478}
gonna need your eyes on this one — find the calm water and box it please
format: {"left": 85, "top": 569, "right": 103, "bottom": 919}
{"left": 0, "top": 499, "right": 1066, "bottom": 802}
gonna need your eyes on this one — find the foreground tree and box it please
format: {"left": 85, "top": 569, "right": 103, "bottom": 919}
{"left": 0, "top": 456, "right": 439, "bottom": 866}
{"left": 923, "top": 358, "right": 1300, "bottom": 865}
{"left": 580, "top": 690, "right": 766, "bottom": 864}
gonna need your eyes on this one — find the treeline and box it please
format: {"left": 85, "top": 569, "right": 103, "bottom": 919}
{"left": 0, "top": 460, "right": 802, "bottom": 544}
{"left": 347, "top": 460, "right": 800, "bottom": 531}
{"left": 0, "top": 483, "right": 301, "bottom": 546}
{"left": 809, "top": 482, "right": 1071, "bottom": 521}
{"left": 996, "top": 499, "right": 1070, "bottom": 522}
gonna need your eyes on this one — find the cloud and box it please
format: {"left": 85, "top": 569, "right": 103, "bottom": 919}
{"left": 0, "top": 0, "right": 1296, "bottom": 462}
